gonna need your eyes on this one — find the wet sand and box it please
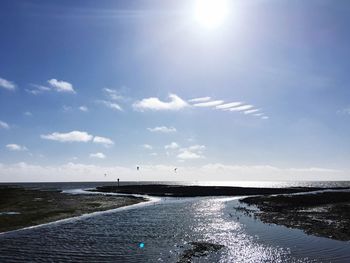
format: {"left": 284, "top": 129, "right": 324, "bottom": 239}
{"left": 94, "top": 184, "right": 342, "bottom": 197}
{"left": 240, "top": 191, "right": 350, "bottom": 241}
{"left": 0, "top": 186, "right": 147, "bottom": 233}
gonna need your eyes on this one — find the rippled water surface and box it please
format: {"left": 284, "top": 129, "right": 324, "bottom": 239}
{"left": 1, "top": 193, "right": 350, "bottom": 262}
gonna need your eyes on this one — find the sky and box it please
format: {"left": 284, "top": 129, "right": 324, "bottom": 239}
{"left": 1, "top": 0, "right": 350, "bottom": 182}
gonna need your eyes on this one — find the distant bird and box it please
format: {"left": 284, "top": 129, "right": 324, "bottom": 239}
{"left": 174, "top": 168, "right": 177, "bottom": 173}
{"left": 137, "top": 166, "right": 140, "bottom": 171}
{"left": 104, "top": 173, "right": 107, "bottom": 177}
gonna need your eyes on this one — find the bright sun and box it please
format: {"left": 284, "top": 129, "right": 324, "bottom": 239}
{"left": 194, "top": 0, "right": 229, "bottom": 29}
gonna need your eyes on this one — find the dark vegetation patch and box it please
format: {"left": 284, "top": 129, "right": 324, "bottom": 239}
{"left": 94, "top": 184, "right": 343, "bottom": 197}
{"left": 240, "top": 191, "right": 350, "bottom": 241}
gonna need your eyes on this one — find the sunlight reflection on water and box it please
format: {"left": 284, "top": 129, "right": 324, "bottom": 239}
{"left": 0, "top": 195, "right": 348, "bottom": 262}
{"left": 188, "top": 198, "right": 299, "bottom": 262}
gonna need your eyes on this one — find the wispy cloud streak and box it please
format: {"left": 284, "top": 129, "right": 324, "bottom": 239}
{"left": 228, "top": 105, "right": 254, "bottom": 112}
{"left": 216, "top": 102, "right": 243, "bottom": 109}
{"left": 188, "top": 97, "right": 211, "bottom": 103}
{"left": 193, "top": 100, "right": 224, "bottom": 107}
{"left": 244, "top": 109, "right": 260, "bottom": 114}
{"left": 148, "top": 126, "right": 176, "bottom": 133}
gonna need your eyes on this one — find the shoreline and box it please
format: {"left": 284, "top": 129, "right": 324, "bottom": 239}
{"left": 0, "top": 186, "right": 148, "bottom": 233}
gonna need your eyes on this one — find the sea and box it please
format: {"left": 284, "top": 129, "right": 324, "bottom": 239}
{"left": 0, "top": 181, "right": 349, "bottom": 262}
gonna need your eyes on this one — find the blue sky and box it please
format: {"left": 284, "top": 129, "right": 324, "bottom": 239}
{"left": 0, "top": 0, "right": 350, "bottom": 182}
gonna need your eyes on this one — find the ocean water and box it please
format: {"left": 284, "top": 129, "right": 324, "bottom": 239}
{"left": 0, "top": 181, "right": 349, "bottom": 262}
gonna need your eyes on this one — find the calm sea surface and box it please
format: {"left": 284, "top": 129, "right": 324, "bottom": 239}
{"left": 0, "top": 181, "right": 349, "bottom": 262}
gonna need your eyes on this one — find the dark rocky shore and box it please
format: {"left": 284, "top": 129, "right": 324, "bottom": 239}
{"left": 94, "top": 184, "right": 343, "bottom": 197}
{"left": 240, "top": 191, "right": 350, "bottom": 241}
{"left": 177, "top": 242, "right": 224, "bottom": 263}
{"left": 0, "top": 186, "right": 147, "bottom": 233}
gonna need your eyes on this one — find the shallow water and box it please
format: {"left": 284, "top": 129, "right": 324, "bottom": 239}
{"left": 0, "top": 194, "right": 349, "bottom": 262}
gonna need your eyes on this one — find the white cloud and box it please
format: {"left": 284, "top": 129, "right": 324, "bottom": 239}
{"left": 89, "top": 152, "right": 106, "bottom": 159}
{"left": 48, "top": 79, "right": 76, "bottom": 93}
{"left": 0, "top": 120, "right": 10, "bottom": 129}
{"left": 41, "top": 131, "right": 115, "bottom": 147}
{"left": 106, "top": 102, "right": 122, "bottom": 111}
{"left": 216, "top": 102, "right": 243, "bottom": 109}
{"left": 0, "top": 77, "right": 16, "bottom": 90}
{"left": 165, "top": 142, "right": 179, "bottom": 150}
{"left": 99, "top": 100, "right": 123, "bottom": 111}
{"left": 244, "top": 109, "right": 260, "bottom": 115}
{"left": 26, "top": 84, "right": 51, "bottom": 95}
{"left": 133, "top": 94, "right": 188, "bottom": 111}
{"left": 103, "top": 88, "right": 123, "bottom": 101}
{"left": 150, "top": 152, "right": 158, "bottom": 156}
{"left": 188, "top": 97, "right": 211, "bottom": 103}
{"left": 177, "top": 144, "right": 206, "bottom": 160}
{"left": 93, "top": 136, "right": 114, "bottom": 147}
{"left": 193, "top": 100, "right": 224, "bottom": 107}
{"left": 79, "top": 106, "right": 88, "bottom": 112}
{"left": 261, "top": 116, "right": 269, "bottom": 120}
{"left": 132, "top": 94, "right": 267, "bottom": 119}
{"left": 228, "top": 104, "right": 254, "bottom": 112}
{"left": 187, "top": 145, "right": 206, "bottom": 151}
{"left": 177, "top": 150, "right": 202, "bottom": 160}
{"left": 24, "top": 111, "right": 32, "bottom": 116}
{"left": 147, "top": 126, "right": 177, "bottom": 133}
{"left": 62, "top": 105, "right": 72, "bottom": 112}
{"left": 41, "top": 131, "right": 93, "bottom": 142}
{"left": 142, "top": 144, "right": 153, "bottom": 150}
{"left": 27, "top": 81, "right": 76, "bottom": 95}
{"left": 131, "top": 93, "right": 267, "bottom": 120}
{"left": 6, "top": 144, "right": 28, "bottom": 151}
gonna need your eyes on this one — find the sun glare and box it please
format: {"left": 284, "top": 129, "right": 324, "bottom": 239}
{"left": 194, "top": 0, "right": 229, "bottom": 29}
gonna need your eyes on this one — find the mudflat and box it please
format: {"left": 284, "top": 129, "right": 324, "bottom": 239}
{"left": 94, "top": 184, "right": 343, "bottom": 197}
{"left": 240, "top": 191, "right": 350, "bottom": 241}
{"left": 0, "top": 186, "right": 147, "bottom": 233}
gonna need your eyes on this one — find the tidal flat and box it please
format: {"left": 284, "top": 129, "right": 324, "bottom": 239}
{"left": 240, "top": 191, "right": 350, "bottom": 241}
{"left": 0, "top": 186, "right": 147, "bottom": 233}
{"left": 94, "top": 184, "right": 333, "bottom": 197}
